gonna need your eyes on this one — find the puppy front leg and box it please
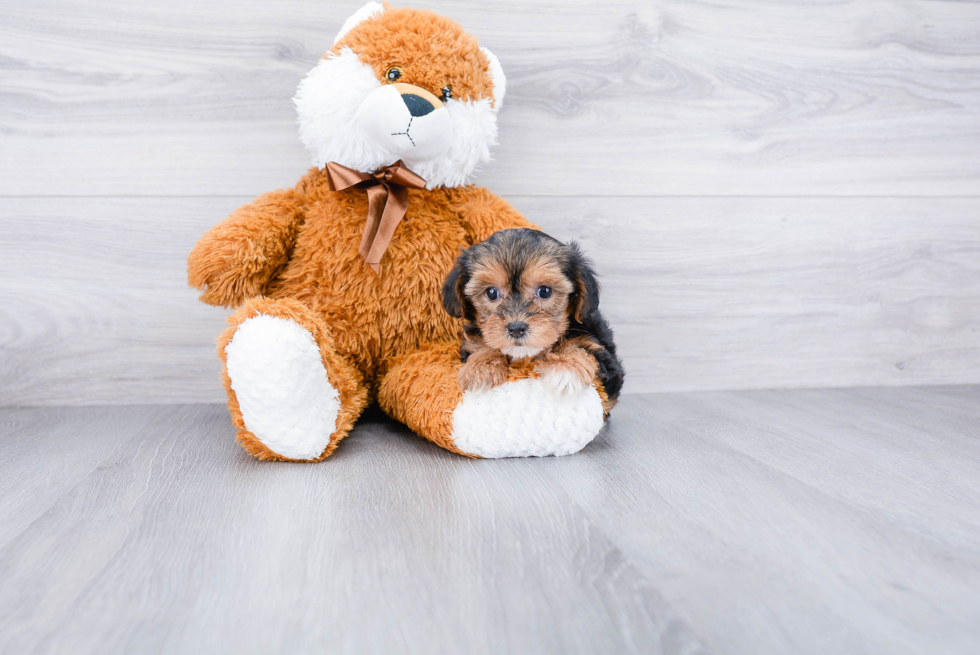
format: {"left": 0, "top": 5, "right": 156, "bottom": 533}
{"left": 535, "top": 342, "right": 599, "bottom": 396}
{"left": 458, "top": 347, "right": 510, "bottom": 392}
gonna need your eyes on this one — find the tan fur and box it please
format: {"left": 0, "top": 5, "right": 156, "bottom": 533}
{"left": 333, "top": 6, "right": 498, "bottom": 107}
{"left": 188, "top": 189, "right": 305, "bottom": 308}
{"left": 464, "top": 259, "right": 508, "bottom": 299}
{"left": 457, "top": 343, "right": 509, "bottom": 392}
{"left": 596, "top": 381, "right": 615, "bottom": 415}
{"left": 519, "top": 257, "right": 573, "bottom": 296}
{"left": 378, "top": 343, "right": 473, "bottom": 457}
{"left": 464, "top": 253, "right": 572, "bottom": 357}
{"left": 534, "top": 339, "right": 599, "bottom": 393}
{"left": 566, "top": 335, "right": 618, "bottom": 415}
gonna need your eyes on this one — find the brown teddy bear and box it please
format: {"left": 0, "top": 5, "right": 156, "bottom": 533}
{"left": 187, "top": 3, "right": 609, "bottom": 461}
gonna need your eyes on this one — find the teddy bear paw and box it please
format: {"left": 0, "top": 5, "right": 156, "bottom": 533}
{"left": 450, "top": 378, "right": 604, "bottom": 458}
{"left": 224, "top": 314, "right": 341, "bottom": 460}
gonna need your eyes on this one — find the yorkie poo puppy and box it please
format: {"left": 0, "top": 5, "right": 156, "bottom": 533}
{"left": 441, "top": 228, "right": 624, "bottom": 409}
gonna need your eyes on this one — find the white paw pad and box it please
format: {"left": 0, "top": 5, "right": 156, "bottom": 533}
{"left": 450, "top": 378, "right": 605, "bottom": 458}
{"left": 224, "top": 315, "right": 341, "bottom": 460}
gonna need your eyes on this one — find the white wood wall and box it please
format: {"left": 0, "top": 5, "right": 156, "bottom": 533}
{"left": 2, "top": 0, "right": 979, "bottom": 406}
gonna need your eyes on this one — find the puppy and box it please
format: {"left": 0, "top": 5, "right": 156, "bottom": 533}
{"left": 441, "top": 228, "right": 624, "bottom": 411}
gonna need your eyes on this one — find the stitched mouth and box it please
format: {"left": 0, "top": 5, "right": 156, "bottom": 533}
{"left": 390, "top": 117, "right": 416, "bottom": 147}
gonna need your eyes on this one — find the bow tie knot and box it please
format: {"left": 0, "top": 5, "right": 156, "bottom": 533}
{"left": 323, "top": 160, "right": 427, "bottom": 274}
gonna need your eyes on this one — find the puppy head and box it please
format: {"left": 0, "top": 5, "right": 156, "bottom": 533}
{"left": 294, "top": 3, "right": 506, "bottom": 189}
{"left": 442, "top": 229, "right": 601, "bottom": 359}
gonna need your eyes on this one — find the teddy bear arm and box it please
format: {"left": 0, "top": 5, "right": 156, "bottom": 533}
{"left": 187, "top": 189, "right": 306, "bottom": 308}
{"left": 453, "top": 186, "right": 538, "bottom": 245}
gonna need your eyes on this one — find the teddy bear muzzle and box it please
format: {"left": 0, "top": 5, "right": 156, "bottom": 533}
{"left": 355, "top": 82, "right": 455, "bottom": 163}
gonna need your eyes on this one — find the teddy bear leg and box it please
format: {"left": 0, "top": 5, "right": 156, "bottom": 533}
{"left": 218, "top": 297, "right": 369, "bottom": 462}
{"left": 379, "top": 344, "right": 606, "bottom": 459}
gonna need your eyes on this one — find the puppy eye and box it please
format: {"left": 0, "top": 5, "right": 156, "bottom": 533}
{"left": 440, "top": 86, "right": 452, "bottom": 101}
{"left": 386, "top": 67, "right": 403, "bottom": 83}
{"left": 485, "top": 287, "right": 499, "bottom": 301}
{"left": 536, "top": 286, "right": 553, "bottom": 299}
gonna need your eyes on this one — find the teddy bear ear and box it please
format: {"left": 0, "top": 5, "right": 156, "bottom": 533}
{"left": 333, "top": 2, "right": 386, "bottom": 45}
{"left": 480, "top": 47, "right": 507, "bottom": 112}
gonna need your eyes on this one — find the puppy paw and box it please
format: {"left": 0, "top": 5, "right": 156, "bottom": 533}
{"left": 537, "top": 367, "right": 591, "bottom": 396}
{"left": 458, "top": 351, "right": 509, "bottom": 392}
{"left": 535, "top": 348, "right": 598, "bottom": 397}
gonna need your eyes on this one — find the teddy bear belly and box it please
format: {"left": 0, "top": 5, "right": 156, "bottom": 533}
{"left": 266, "top": 202, "right": 467, "bottom": 378}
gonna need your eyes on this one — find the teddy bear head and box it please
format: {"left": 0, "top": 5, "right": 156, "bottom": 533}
{"left": 294, "top": 3, "right": 506, "bottom": 189}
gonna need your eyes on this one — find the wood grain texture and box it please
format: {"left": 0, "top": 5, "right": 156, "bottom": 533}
{"left": 1, "top": 0, "right": 979, "bottom": 196}
{"left": 2, "top": 196, "right": 978, "bottom": 406}
{"left": 518, "top": 195, "right": 980, "bottom": 393}
{"left": 2, "top": 0, "right": 979, "bottom": 405}
{"left": 539, "top": 386, "right": 980, "bottom": 655}
{"left": 0, "top": 197, "right": 232, "bottom": 407}
{"left": 0, "top": 403, "right": 707, "bottom": 655}
{"left": 1, "top": 387, "right": 978, "bottom": 653}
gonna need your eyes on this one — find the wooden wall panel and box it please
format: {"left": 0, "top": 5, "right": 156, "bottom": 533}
{"left": 2, "top": 0, "right": 978, "bottom": 405}
{"left": 1, "top": 0, "right": 979, "bottom": 196}
{"left": 2, "top": 196, "right": 977, "bottom": 406}
{"left": 0, "top": 198, "right": 233, "bottom": 406}
{"left": 520, "top": 195, "right": 980, "bottom": 393}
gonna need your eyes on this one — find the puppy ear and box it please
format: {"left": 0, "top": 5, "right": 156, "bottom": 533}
{"left": 441, "top": 253, "right": 470, "bottom": 319}
{"left": 480, "top": 47, "right": 506, "bottom": 111}
{"left": 333, "top": 2, "right": 386, "bottom": 45}
{"left": 568, "top": 243, "right": 601, "bottom": 323}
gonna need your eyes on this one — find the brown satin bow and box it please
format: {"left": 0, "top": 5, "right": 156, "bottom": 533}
{"left": 324, "top": 160, "right": 427, "bottom": 274}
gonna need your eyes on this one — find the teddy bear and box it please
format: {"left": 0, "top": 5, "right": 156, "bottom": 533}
{"left": 187, "top": 2, "right": 610, "bottom": 461}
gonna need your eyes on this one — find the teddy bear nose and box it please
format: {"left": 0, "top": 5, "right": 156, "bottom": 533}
{"left": 506, "top": 322, "right": 529, "bottom": 339}
{"left": 401, "top": 93, "right": 435, "bottom": 117}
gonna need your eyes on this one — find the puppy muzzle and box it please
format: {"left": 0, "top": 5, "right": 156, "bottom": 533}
{"left": 356, "top": 83, "right": 454, "bottom": 163}
{"left": 500, "top": 318, "right": 541, "bottom": 358}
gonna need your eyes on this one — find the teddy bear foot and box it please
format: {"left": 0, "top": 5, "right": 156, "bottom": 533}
{"left": 450, "top": 378, "right": 605, "bottom": 458}
{"left": 380, "top": 344, "right": 607, "bottom": 459}
{"left": 224, "top": 314, "right": 342, "bottom": 460}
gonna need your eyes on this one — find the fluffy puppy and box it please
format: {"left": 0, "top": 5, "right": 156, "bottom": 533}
{"left": 442, "top": 229, "right": 624, "bottom": 408}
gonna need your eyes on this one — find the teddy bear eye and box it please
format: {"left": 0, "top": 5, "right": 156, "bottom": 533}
{"left": 440, "top": 86, "right": 452, "bottom": 101}
{"left": 386, "top": 67, "right": 403, "bottom": 83}
{"left": 536, "top": 286, "right": 553, "bottom": 299}
{"left": 485, "top": 287, "right": 499, "bottom": 301}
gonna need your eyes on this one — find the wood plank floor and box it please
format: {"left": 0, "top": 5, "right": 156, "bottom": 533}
{"left": 1, "top": 386, "right": 978, "bottom": 654}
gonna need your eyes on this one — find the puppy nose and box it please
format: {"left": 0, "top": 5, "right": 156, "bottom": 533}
{"left": 506, "top": 322, "right": 529, "bottom": 339}
{"left": 401, "top": 93, "right": 435, "bottom": 117}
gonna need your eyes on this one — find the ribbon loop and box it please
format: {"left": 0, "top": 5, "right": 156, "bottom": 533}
{"left": 324, "top": 160, "right": 426, "bottom": 274}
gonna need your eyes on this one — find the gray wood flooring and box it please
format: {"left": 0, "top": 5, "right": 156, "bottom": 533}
{"left": 1, "top": 386, "right": 978, "bottom": 654}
